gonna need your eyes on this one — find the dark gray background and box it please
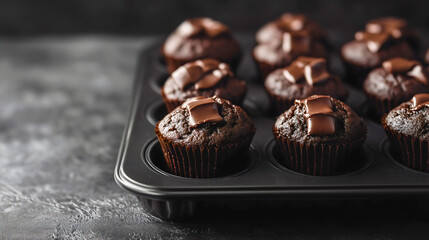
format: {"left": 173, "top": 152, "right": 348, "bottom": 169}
{"left": 1, "top": 0, "right": 429, "bottom": 239}
{"left": 0, "top": 0, "right": 429, "bottom": 36}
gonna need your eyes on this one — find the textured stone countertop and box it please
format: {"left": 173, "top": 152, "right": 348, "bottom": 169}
{"left": 1, "top": 37, "right": 429, "bottom": 240}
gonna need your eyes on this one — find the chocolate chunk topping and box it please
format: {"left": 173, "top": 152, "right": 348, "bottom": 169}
{"left": 176, "top": 18, "right": 229, "bottom": 37}
{"left": 303, "top": 58, "right": 330, "bottom": 86}
{"left": 355, "top": 31, "right": 390, "bottom": 53}
{"left": 282, "top": 31, "right": 311, "bottom": 53}
{"left": 296, "top": 95, "right": 335, "bottom": 136}
{"left": 411, "top": 93, "right": 429, "bottom": 110}
{"left": 278, "top": 13, "right": 308, "bottom": 31}
{"left": 382, "top": 58, "right": 427, "bottom": 84}
{"left": 282, "top": 61, "right": 305, "bottom": 83}
{"left": 183, "top": 96, "right": 224, "bottom": 127}
{"left": 171, "top": 59, "right": 233, "bottom": 90}
{"left": 355, "top": 17, "right": 409, "bottom": 53}
{"left": 366, "top": 17, "right": 407, "bottom": 39}
{"left": 282, "top": 57, "right": 329, "bottom": 85}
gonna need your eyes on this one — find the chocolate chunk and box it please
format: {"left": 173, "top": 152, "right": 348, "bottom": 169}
{"left": 282, "top": 57, "right": 329, "bottom": 85}
{"left": 195, "top": 72, "right": 223, "bottom": 89}
{"left": 366, "top": 17, "right": 407, "bottom": 39}
{"left": 282, "top": 62, "right": 305, "bottom": 84}
{"left": 298, "top": 95, "right": 335, "bottom": 136}
{"left": 183, "top": 97, "right": 224, "bottom": 127}
{"left": 176, "top": 18, "right": 229, "bottom": 37}
{"left": 411, "top": 93, "right": 429, "bottom": 109}
{"left": 355, "top": 31, "right": 390, "bottom": 53}
{"left": 307, "top": 115, "right": 336, "bottom": 136}
{"left": 282, "top": 31, "right": 311, "bottom": 54}
{"left": 303, "top": 58, "right": 330, "bottom": 85}
{"left": 171, "top": 65, "right": 203, "bottom": 89}
{"left": 304, "top": 96, "right": 334, "bottom": 118}
{"left": 382, "top": 58, "right": 418, "bottom": 74}
{"left": 195, "top": 59, "right": 219, "bottom": 72}
{"left": 171, "top": 59, "right": 232, "bottom": 90}
{"left": 382, "top": 58, "right": 427, "bottom": 84}
{"left": 278, "top": 13, "right": 308, "bottom": 31}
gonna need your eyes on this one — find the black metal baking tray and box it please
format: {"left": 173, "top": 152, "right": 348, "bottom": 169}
{"left": 114, "top": 35, "right": 429, "bottom": 220}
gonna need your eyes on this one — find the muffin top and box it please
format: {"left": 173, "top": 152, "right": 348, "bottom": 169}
{"left": 157, "top": 96, "right": 255, "bottom": 146}
{"left": 162, "top": 59, "right": 247, "bottom": 102}
{"left": 253, "top": 29, "right": 327, "bottom": 65}
{"left": 384, "top": 93, "right": 429, "bottom": 140}
{"left": 364, "top": 58, "right": 429, "bottom": 100}
{"left": 264, "top": 57, "right": 348, "bottom": 100}
{"left": 255, "top": 13, "right": 327, "bottom": 45}
{"left": 162, "top": 18, "right": 241, "bottom": 61}
{"left": 273, "top": 95, "right": 367, "bottom": 144}
{"left": 341, "top": 17, "right": 416, "bottom": 67}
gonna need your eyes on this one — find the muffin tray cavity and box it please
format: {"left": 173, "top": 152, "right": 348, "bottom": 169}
{"left": 115, "top": 36, "right": 429, "bottom": 220}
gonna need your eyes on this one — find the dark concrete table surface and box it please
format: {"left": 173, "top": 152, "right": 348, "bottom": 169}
{"left": 1, "top": 37, "right": 429, "bottom": 240}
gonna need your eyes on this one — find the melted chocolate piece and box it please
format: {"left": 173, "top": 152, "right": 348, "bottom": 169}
{"left": 355, "top": 31, "right": 390, "bottom": 53}
{"left": 183, "top": 96, "right": 224, "bottom": 127}
{"left": 304, "top": 96, "right": 334, "bottom": 118}
{"left": 282, "top": 31, "right": 311, "bottom": 53}
{"left": 307, "top": 115, "right": 336, "bottom": 136}
{"left": 282, "top": 62, "right": 304, "bottom": 83}
{"left": 355, "top": 17, "right": 409, "bottom": 53}
{"left": 297, "top": 95, "right": 335, "bottom": 136}
{"left": 366, "top": 17, "right": 407, "bottom": 39}
{"left": 176, "top": 18, "right": 229, "bottom": 38}
{"left": 303, "top": 58, "right": 330, "bottom": 85}
{"left": 282, "top": 57, "right": 329, "bottom": 85}
{"left": 278, "top": 13, "right": 308, "bottom": 31}
{"left": 382, "top": 58, "right": 427, "bottom": 84}
{"left": 411, "top": 93, "right": 429, "bottom": 110}
{"left": 171, "top": 59, "right": 233, "bottom": 90}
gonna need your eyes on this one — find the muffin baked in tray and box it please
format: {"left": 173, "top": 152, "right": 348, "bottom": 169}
{"left": 115, "top": 16, "right": 429, "bottom": 220}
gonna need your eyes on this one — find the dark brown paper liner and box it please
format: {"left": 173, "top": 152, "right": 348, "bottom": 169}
{"left": 274, "top": 135, "right": 366, "bottom": 176}
{"left": 255, "top": 59, "right": 283, "bottom": 81}
{"left": 382, "top": 119, "right": 429, "bottom": 172}
{"left": 342, "top": 60, "right": 372, "bottom": 87}
{"left": 155, "top": 124, "right": 251, "bottom": 178}
{"left": 365, "top": 92, "right": 401, "bottom": 120}
{"left": 160, "top": 89, "right": 183, "bottom": 112}
{"left": 164, "top": 58, "right": 188, "bottom": 74}
{"left": 265, "top": 89, "right": 295, "bottom": 116}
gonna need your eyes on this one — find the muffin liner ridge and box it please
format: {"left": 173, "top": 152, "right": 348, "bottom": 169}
{"left": 274, "top": 134, "right": 366, "bottom": 176}
{"left": 382, "top": 118, "right": 429, "bottom": 173}
{"left": 365, "top": 92, "right": 402, "bottom": 120}
{"left": 155, "top": 124, "right": 252, "bottom": 178}
{"left": 265, "top": 88, "right": 295, "bottom": 116}
{"left": 160, "top": 89, "right": 183, "bottom": 112}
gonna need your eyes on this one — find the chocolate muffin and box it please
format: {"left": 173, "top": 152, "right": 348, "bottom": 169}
{"left": 273, "top": 95, "right": 367, "bottom": 176}
{"left": 253, "top": 30, "right": 328, "bottom": 79}
{"left": 383, "top": 93, "right": 429, "bottom": 172}
{"left": 341, "top": 17, "right": 417, "bottom": 85}
{"left": 155, "top": 96, "right": 256, "bottom": 178}
{"left": 364, "top": 58, "right": 429, "bottom": 119}
{"left": 255, "top": 13, "right": 328, "bottom": 46}
{"left": 162, "top": 18, "right": 241, "bottom": 74}
{"left": 265, "top": 57, "right": 348, "bottom": 115}
{"left": 161, "top": 59, "right": 247, "bottom": 112}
